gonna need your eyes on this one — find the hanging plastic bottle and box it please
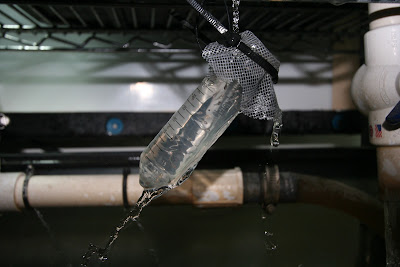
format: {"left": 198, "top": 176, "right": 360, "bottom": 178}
{"left": 139, "top": 75, "right": 242, "bottom": 190}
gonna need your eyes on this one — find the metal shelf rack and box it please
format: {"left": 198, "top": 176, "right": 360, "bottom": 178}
{"left": 0, "top": 1, "right": 370, "bottom": 55}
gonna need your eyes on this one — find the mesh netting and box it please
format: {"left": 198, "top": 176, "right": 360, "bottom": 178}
{"left": 202, "top": 30, "right": 281, "bottom": 121}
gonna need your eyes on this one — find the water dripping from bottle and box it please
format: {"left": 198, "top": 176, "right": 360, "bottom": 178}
{"left": 81, "top": 187, "right": 169, "bottom": 266}
{"left": 261, "top": 206, "right": 278, "bottom": 253}
{"left": 270, "top": 120, "right": 283, "bottom": 147}
{"left": 81, "top": 168, "right": 195, "bottom": 266}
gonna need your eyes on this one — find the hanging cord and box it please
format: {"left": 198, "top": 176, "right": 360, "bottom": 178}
{"left": 223, "top": 0, "right": 232, "bottom": 32}
{"left": 169, "top": 9, "right": 211, "bottom": 50}
{"left": 232, "top": 0, "right": 240, "bottom": 33}
{"left": 195, "top": 0, "right": 208, "bottom": 52}
{"left": 185, "top": 0, "right": 279, "bottom": 83}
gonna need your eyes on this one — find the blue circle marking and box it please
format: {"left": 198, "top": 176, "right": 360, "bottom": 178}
{"left": 106, "top": 118, "right": 124, "bottom": 136}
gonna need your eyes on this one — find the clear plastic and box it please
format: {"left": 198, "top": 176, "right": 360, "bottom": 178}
{"left": 139, "top": 75, "right": 242, "bottom": 190}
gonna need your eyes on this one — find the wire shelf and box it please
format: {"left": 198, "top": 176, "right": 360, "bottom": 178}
{"left": 0, "top": 1, "right": 368, "bottom": 54}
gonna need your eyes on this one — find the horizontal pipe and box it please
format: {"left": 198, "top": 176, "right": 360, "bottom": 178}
{"left": 243, "top": 168, "right": 384, "bottom": 236}
{"left": 0, "top": 168, "right": 244, "bottom": 211}
{"left": 281, "top": 172, "right": 384, "bottom": 236}
{"left": 0, "top": 167, "right": 383, "bottom": 235}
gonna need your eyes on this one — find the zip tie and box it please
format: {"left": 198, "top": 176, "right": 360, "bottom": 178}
{"left": 23, "top": 165, "right": 34, "bottom": 210}
{"left": 186, "top": 0, "right": 278, "bottom": 83}
{"left": 186, "top": 0, "right": 228, "bottom": 34}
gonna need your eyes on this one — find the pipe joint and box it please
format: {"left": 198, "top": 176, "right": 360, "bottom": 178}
{"left": 263, "top": 165, "right": 280, "bottom": 205}
{"left": 352, "top": 6, "right": 400, "bottom": 145}
{"left": 352, "top": 65, "right": 400, "bottom": 115}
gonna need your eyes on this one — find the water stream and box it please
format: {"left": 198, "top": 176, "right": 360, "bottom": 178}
{"left": 81, "top": 168, "right": 194, "bottom": 266}
{"left": 81, "top": 187, "right": 169, "bottom": 266}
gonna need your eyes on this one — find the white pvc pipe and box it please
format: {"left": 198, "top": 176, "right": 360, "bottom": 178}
{"left": 11, "top": 174, "right": 143, "bottom": 211}
{"left": 0, "top": 168, "right": 243, "bottom": 211}
{"left": 369, "top": 3, "right": 400, "bottom": 30}
{"left": 0, "top": 172, "right": 25, "bottom": 211}
{"left": 351, "top": 3, "right": 400, "bottom": 146}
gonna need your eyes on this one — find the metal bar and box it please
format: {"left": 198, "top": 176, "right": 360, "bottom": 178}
{"left": 130, "top": 7, "right": 138, "bottom": 28}
{"left": 318, "top": 10, "right": 359, "bottom": 31}
{"left": 90, "top": 7, "right": 104, "bottom": 28}
{"left": 289, "top": 12, "right": 321, "bottom": 31}
{"left": 0, "top": 46, "right": 198, "bottom": 53}
{"left": 218, "top": 13, "right": 228, "bottom": 25}
{"left": 334, "top": 11, "right": 365, "bottom": 32}
{"left": 2, "top": 33, "right": 35, "bottom": 45}
{"left": 69, "top": 6, "right": 87, "bottom": 27}
{"left": 198, "top": 17, "right": 207, "bottom": 29}
{"left": 150, "top": 8, "right": 155, "bottom": 29}
{"left": 303, "top": 12, "right": 338, "bottom": 31}
{"left": 259, "top": 12, "right": 284, "bottom": 30}
{"left": 111, "top": 7, "right": 121, "bottom": 28}
{"left": 0, "top": 1, "right": 374, "bottom": 9}
{"left": 49, "top": 34, "right": 80, "bottom": 48}
{"left": 48, "top": 5, "right": 69, "bottom": 26}
{"left": 238, "top": 8, "right": 251, "bottom": 23}
{"left": 346, "top": 18, "right": 369, "bottom": 32}
{"left": 8, "top": 4, "right": 40, "bottom": 28}
{"left": 166, "top": 9, "right": 174, "bottom": 29}
{"left": 92, "top": 35, "right": 122, "bottom": 46}
{"left": 0, "top": 27, "right": 192, "bottom": 33}
{"left": 0, "top": 9, "right": 23, "bottom": 26}
{"left": 28, "top": 5, "right": 53, "bottom": 26}
{"left": 185, "top": 9, "right": 194, "bottom": 23}
{"left": 245, "top": 11, "right": 267, "bottom": 29}
{"left": 0, "top": 27, "right": 362, "bottom": 42}
{"left": 186, "top": 0, "right": 228, "bottom": 34}
{"left": 123, "top": 35, "right": 140, "bottom": 47}
{"left": 275, "top": 12, "right": 303, "bottom": 30}
{"left": 35, "top": 35, "right": 47, "bottom": 46}
{"left": 79, "top": 34, "right": 96, "bottom": 48}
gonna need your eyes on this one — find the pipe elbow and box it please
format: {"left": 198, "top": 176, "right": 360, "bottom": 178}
{"left": 351, "top": 64, "right": 400, "bottom": 116}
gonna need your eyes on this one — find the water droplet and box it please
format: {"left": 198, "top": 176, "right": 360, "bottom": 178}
{"left": 270, "top": 121, "right": 283, "bottom": 147}
{"left": 261, "top": 206, "right": 278, "bottom": 253}
{"left": 264, "top": 231, "right": 273, "bottom": 237}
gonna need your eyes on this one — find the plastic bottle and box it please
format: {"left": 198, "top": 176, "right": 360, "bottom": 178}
{"left": 139, "top": 75, "right": 242, "bottom": 190}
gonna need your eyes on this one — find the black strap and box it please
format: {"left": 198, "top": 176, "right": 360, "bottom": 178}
{"left": 369, "top": 7, "right": 400, "bottom": 23}
{"left": 237, "top": 42, "right": 279, "bottom": 84}
{"left": 23, "top": 165, "right": 34, "bottom": 210}
{"left": 122, "top": 168, "right": 130, "bottom": 209}
{"left": 220, "top": 31, "right": 279, "bottom": 83}
{"left": 185, "top": 1, "right": 279, "bottom": 84}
